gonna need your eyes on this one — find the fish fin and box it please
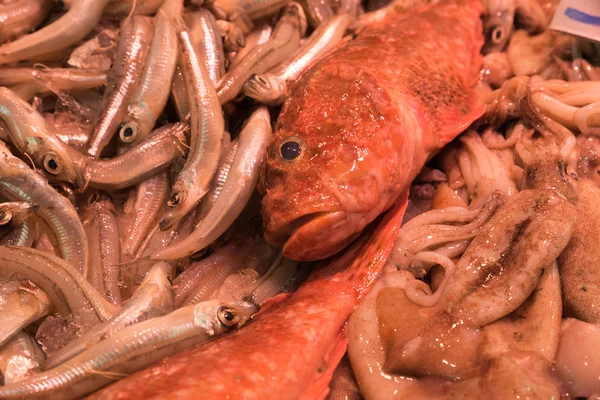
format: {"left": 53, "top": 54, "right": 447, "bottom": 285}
{"left": 299, "top": 328, "right": 349, "bottom": 400}
{"left": 311, "top": 191, "right": 409, "bottom": 303}
{"left": 436, "top": 102, "right": 486, "bottom": 150}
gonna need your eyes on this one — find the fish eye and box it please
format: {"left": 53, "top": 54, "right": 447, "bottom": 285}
{"left": 490, "top": 26, "right": 505, "bottom": 44}
{"left": 167, "top": 192, "right": 183, "bottom": 207}
{"left": 279, "top": 137, "right": 304, "bottom": 161}
{"left": 43, "top": 153, "right": 62, "bottom": 175}
{"left": 0, "top": 209, "right": 12, "bottom": 226}
{"left": 119, "top": 123, "right": 138, "bottom": 144}
{"left": 217, "top": 306, "right": 240, "bottom": 327}
{"left": 190, "top": 249, "right": 207, "bottom": 260}
{"left": 253, "top": 74, "right": 269, "bottom": 86}
{"left": 288, "top": 4, "right": 300, "bottom": 16}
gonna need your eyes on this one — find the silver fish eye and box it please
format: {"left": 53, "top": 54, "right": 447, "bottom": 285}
{"left": 43, "top": 152, "right": 62, "bottom": 175}
{"left": 167, "top": 192, "right": 183, "bottom": 207}
{"left": 0, "top": 209, "right": 12, "bottom": 226}
{"left": 279, "top": 137, "right": 304, "bottom": 161}
{"left": 217, "top": 306, "right": 240, "bottom": 327}
{"left": 119, "top": 122, "right": 138, "bottom": 144}
{"left": 490, "top": 26, "right": 505, "bottom": 43}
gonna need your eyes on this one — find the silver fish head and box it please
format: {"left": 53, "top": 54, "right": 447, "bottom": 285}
{"left": 193, "top": 300, "right": 258, "bottom": 335}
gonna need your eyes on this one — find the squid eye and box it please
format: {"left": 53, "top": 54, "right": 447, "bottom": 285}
{"left": 119, "top": 123, "right": 138, "bottom": 144}
{"left": 217, "top": 306, "right": 240, "bottom": 327}
{"left": 280, "top": 137, "right": 304, "bottom": 161}
{"left": 0, "top": 209, "right": 12, "bottom": 226}
{"left": 167, "top": 192, "right": 182, "bottom": 207}
{"left": 43, "top": 153, "right": 62, "bottom": 175}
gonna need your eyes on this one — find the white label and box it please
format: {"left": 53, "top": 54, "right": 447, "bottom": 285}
{"left": 550, "top": 0, "right": 600, "bottom": 42}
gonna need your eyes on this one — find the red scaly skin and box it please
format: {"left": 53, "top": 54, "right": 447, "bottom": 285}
{"left": 263, "top": 0, "right": 485, "bottom": 261}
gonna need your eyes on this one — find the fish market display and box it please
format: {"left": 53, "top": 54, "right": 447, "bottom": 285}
{"left": 0, "top": 0, "right": 598, "bottom": 398}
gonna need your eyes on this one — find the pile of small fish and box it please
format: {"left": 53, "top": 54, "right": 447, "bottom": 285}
{"left": 0, "top": 0, "right": 600, "bottom": 398}
{"left": 0, "top": 0, "right": 355, "bottom": 398}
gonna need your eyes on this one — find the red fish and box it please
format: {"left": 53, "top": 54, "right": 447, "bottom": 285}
{"left": 262, "top": 0, "right": 485, "bottom": 261}
{"left": 88, "top": 193, "right": 408, "bottom": 400}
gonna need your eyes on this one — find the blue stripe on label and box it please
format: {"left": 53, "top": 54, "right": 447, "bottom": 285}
{"left": 565, "top": 7, "right": 600, "bottom": 27}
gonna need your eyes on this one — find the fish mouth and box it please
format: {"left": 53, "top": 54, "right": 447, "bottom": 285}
{"left": 264, "top": 208, "right": 360, "bottom": 262}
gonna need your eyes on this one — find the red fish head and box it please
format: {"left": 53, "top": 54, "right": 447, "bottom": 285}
{"left": 262, "top": 65, "right": 404, "bottom": 261}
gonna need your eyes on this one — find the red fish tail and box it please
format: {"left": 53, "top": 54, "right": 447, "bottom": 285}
{"left": 311, "top": 191, "right": 409, "bottom": 303}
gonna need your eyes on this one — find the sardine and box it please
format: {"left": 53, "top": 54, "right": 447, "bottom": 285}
{"left": 80, "top": 122, "right": 189, "bottom": 191}
{"left": 85, "top": 15, "right": 153, "bottom": 158}
{"left": 159, "top": 17, "right": 225, "bottom": 229}
{"left": 153, "top": 107, "right": 271, "bottom": 259}
{"left": 0, "top": 202, "right": 36, "bottom": 228}
{"left": 248, "top": 257, "right": 303, "bottom": 305}
{"left": 215, "top": 20, "right": 246, "bottom": 52}
{"left": 0, "top": 87, "right": 85, "bottom": 186}
{"left": 118, "top": 0, "right": 182, "bottom": 148}
{"left": 228, "top": 23, "right": 272, "bottom": 70}
{"left": 0, "top": 218, "right": 37, "bottom": 250}
{"left": 121, "top": 172, "right": 169, "bottom": 260}
{"left": 0, "top": 141, "right": 88, "bottom": 274}
{"left": 0, "top": 246, "right": 118, "bottom": 328}
{"left": 0, "top": 0, "right": 53, "bottom": 44}
{"left": 243, "top": 13, "right": 351, "bottom": 105}
{"left": 45, "top": 262, "right": 173, "bottom": 369}
{"left": 171, "top": 240, "right": 252, "bottom": 307}
{"left": 212, "top": 0, "right": 291, "bottom": 33}
{"left": 0, "top": 0, "right": 113, "bottom": 65}
{"left": 0, "top": 300, "right": 257, "bottom": 400}
{"left": 81, "top": 192, "right": 122, "bottom": 305}
{"left": 194, "top": 136, "right": 240, "bottom": 223}
{"left": 186, "top": 9, "right": 226, "bottom": 86}
{"left": 0, "top": 279, "right": 51, "bottom": 348}
{"left": 9, "top": 68, "right": 107, "bottom": 102}
{"left": 217, "top": 2, "right": 307, "bottom": 105}
{"left": 0, "top": 332, "right": 44, "bottom": 384}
